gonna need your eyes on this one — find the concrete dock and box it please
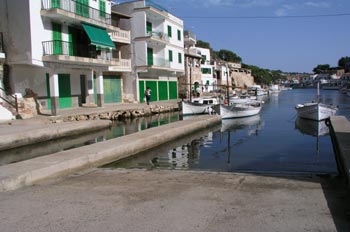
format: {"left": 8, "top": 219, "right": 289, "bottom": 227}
{"left": 0, "top": 115, "right": 221, "bottom": 192}
{"left": 328, "top": 116, "right": 350, "bottom": 184}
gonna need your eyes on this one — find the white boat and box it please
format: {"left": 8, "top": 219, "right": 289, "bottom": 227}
{"left": 179, "top": 97, "right": 218, "bottom": 115}
{"left": 295, "top": 83, "right": 337, "bottom": 121}
{"left": 247, "top": 85, "right": 267, "bottom": 96}
{"left": 213, "top": 101, "right": 262, "bottom": 119}
{"left": 268, "top": 84, "right": 280, "bottom": 94}
{"left": 295, "top": 102, "right": 337, "bottom": 121}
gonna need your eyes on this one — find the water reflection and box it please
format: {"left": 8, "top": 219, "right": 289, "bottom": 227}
{"left": 0, "top": 112, "right": 180, "bottom": 166}
{"left": 295, "top": 118, "right": 329, "bottom": 137}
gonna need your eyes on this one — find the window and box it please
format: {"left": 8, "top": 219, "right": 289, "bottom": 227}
{"left": 177, "top": 29, "right": 181, "bottom": 41}
{"left": 99, "top": 0, "right": 106, "bottom": 18}
{"left": 201, "top": 68, "right": 212, "bottom": 74}
{"left": 178, "top": 52, "right": 182, "bottom": 64}
{"left": 167, "top": 25, "right": 172, "bottom": 38}
{"left": 146, "top": 21, "right": 152, "bottom": 33}
{"left": 169, "top": 50, "right": 173, "bottom": 62}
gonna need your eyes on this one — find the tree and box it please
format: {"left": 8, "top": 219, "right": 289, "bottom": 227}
{"left": 196, "top": 40, "right": 211, "bottom": 49}
{"left": 216, "top": 49, "right": 242, "bottom": 63}
{"left": 312, "top": 64, "right": 330, "bottom": 74}
{"left": 338, "top": 56, "right": 350, "bottom": 72}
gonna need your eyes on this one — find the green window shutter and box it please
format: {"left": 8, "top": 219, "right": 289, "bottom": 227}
{"left": 167, "top": 25, "right": 172, "bottom": 38}
{"left": 76, "top": 0, "right": 89, "bottom": 18}
{"left": 177, "top": 29, "right": 181, "bottom": 41}
{"left": 52, "top": 0, "right": 60, "bottom": 8}
{"left": 147, "top": 47, "right": 153, "bottom": 66}
{"left": 168, "top": 50, "right": 173, "bottom": 62}
{"left": 52, "top": 22, "right": 62, "bottom": 55}
{"left": 146, "top": 21, "right": 152, "bottom": 33}
{"left": 99, "top": 0, "right": 106, "bottom": 18}
{"left": 178, "top": 52, "right": 182, "bottom": 64}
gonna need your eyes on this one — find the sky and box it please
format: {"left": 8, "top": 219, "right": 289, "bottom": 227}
{"left": 115, "top": 0, "right": 350, "bottom": 73}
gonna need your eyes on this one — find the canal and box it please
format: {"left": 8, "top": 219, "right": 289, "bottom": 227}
{"left": 103, "top": 89, "right": 350, "bottom": 175}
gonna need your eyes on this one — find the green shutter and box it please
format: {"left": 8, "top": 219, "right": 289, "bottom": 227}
{"left": 167, "top": 25, "right": 172, "bottom": 37}
{"left": 99, "top": 0, "right": 106, "bottom": 18}
{"left": 76, "top": 0, "right": 89, "bottom": 18}
{"left": 103, "top": 76, "right": 122, "bottom": 103}
{"left": 169, "top": 81, "right": 178, "bottom": 100}
{"left": 45, "top": 73, "right": 51, "bottom": 110}
{"left": 168, "top": 50, "right": 173, "bottom": 62}
{"left": 52, "top": 0, "right": 60, "bottom": 8}
{"left": 58, "top": 74, "right": 72, "bottom": 109}
{"left": 146, "top": 22, "right": 152, "bottom": 33}
{"left": 139, "top": 80, "right": 145, "bottom": 102}
{"left": 177, "top": 29, "right": 181, "bottom": 41}
{"left": 146, "top": 81, "right": 158, "bottom": 102}
{"left": 52, "top": 23, "right": 62, "bottom": 55}
{"left": 158, "top": 81, "right": 168, "bottom": 101}
{"left": 178, "top": 53, "right": 182, "bottom": 64}
{"left": 147, "top": 47, "right": 153, "bottom": 66}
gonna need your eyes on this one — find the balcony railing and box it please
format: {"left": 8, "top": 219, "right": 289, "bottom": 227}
{"left": 41, "top": 0, "right": 112, "bottom": 26}
{"left": 42, "top": 40, "right": 113, "bottom": 61}
{"left": 0, "top": 32, "right": 4, "bottom": 53}
{"left": 109, "top": 29, "right": 131, "bottom": 43}
{"left": 147, "top": 31, "right": 169, "bottom": 42}
{"left": 149, "top": 57, "right": 170, "bottom": 68}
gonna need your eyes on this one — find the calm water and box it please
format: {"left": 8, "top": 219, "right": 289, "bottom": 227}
{"left": 104, "top": 89, "right": 350, "bottom": 175}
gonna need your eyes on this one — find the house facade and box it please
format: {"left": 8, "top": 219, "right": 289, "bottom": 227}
{"left": 178, "top": 30, "right": 202, "bottom": 99}
{"left": 0, "top": 0, "right": 131, "bottom": 115}
{"left": 114, "top": 0, "right": 185, "bottom": 102}
{"left": 196, "top": 47, "right": 215, "bottom": 92}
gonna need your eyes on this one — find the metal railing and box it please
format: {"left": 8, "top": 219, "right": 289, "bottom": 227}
{"left": 0, "top": 87, "right": 18, "bottom": 116}
{"left": 41, "top": 0, "right": 112, "bottom": 25}
{"left": 42, "top": 40, "right": 113, "bottom": 61}
{"left": 0, "top": 32, "right": 4, "bottom": 53}
{"left": 150, "top": 57, "right": 170, "bottom": 68}
{"left": 147, "top": 31, "right": 169, "bottom": 42}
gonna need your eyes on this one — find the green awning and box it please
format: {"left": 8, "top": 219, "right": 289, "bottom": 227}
{"left": 82, "top": 23, "right": 115, "bottom": 49}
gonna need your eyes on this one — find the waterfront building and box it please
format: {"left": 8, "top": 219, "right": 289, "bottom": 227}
{"left": 0, "top": 0, "right": 131, "bottom": 115}
{"left": 114, "top": 0, "right": 185, "bottom": 103}
{"left": 178, "top": 30, "right": 202, "bottom": 99}
{"left": 0, "top": 31, "right": 5, "bottom": 102}
{"left": 196, "top": 47, "right": 215, "bottom": 92}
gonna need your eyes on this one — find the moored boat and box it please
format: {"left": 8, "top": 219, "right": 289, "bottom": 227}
{"left": 213, "top": 101, "right": 262, "bottom": 119}
{"left": 295, "top": 102, "right": 337, "bottom": 121}
{"left": 179, "top": 97, "right": 218, "bottom": 115}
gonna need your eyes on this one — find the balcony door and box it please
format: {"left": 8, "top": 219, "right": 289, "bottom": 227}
{"left": 52, "top": 23, "right": 62, "bottom": 55}
{"left": 52, "top": 0, "right": 60, "bottom": 8}
{"left": 76, "top": 0, "right": 89, "bottom": 18}
{"left": 147, "top": 48, "right": 153, "bottom": 66}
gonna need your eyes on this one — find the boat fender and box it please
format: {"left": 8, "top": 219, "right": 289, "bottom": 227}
{"left": 325, "top": 118, "right": 331, "bottom": 127}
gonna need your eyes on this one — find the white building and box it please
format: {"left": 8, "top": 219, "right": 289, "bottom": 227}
{"left": 196, "top": 47, "right": 215, "bottom": 92}
{"left": 0, "top": 0, "right": 131, "bottom": 115}
{"left": 114, "top": 0, "right": 185, "bottom": 102}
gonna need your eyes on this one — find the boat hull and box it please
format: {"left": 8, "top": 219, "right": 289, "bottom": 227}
{"left": 295, "top": 103, "right": 337, "bottom": 121}
{"left": 213, "top": 103, "right": 262, "bottom": 119}
{"left": 180, "top": 101, "right": 212, "bottom": 115}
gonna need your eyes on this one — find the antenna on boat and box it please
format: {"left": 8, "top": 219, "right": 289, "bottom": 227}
{"left": 317, "top": 81, "right": 320, "bottom": 102}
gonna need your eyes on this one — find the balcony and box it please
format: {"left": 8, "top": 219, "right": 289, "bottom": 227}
{"left": 41, "top": 0, "right": 117, "bottom": 31}
{"left": 109, "top": 29, "right": 131, "bottom": 44}
{"left": 135, "top": 31, "right": 169, "bottom": 44}
{"left": 108, "top": 59, "right": 132, "bottom": 72}
{"left": 42, "top": 40, "right": 118, "bottom": 66}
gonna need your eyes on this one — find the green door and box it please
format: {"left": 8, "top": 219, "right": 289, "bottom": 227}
{"left": 52, "top": 23, "right": 62, "bottom": 55}
{"left": 146, "top": 21, "right": 152, "bottom": 33}
{"left": 169, "top": 81, "right": 178, "bottom": 100}
{"left": 158, "top": 81, "right": 168, "bottom": 101}
{"left": 52, "top": 0, "right": 60, "bottom": 8}
{"left": 76, "top": 0, "right": 89, "bottom": 18}
{"left": 139, "top": 80, "right": 145, "bottom": 102}
{"left": 58, "top": 74, "right": 72, "bottom": 109}
{"left": 103, "top": 76, "right": 122, "bottom": 103}
{"left": 145, "top": 81, "right": 158, "bottom": 102}
{"left": 45, "top": 74, "right": 51, "bottom": 110}
{"left": 147, "top": 48, "right": 153, "bottom": 66}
